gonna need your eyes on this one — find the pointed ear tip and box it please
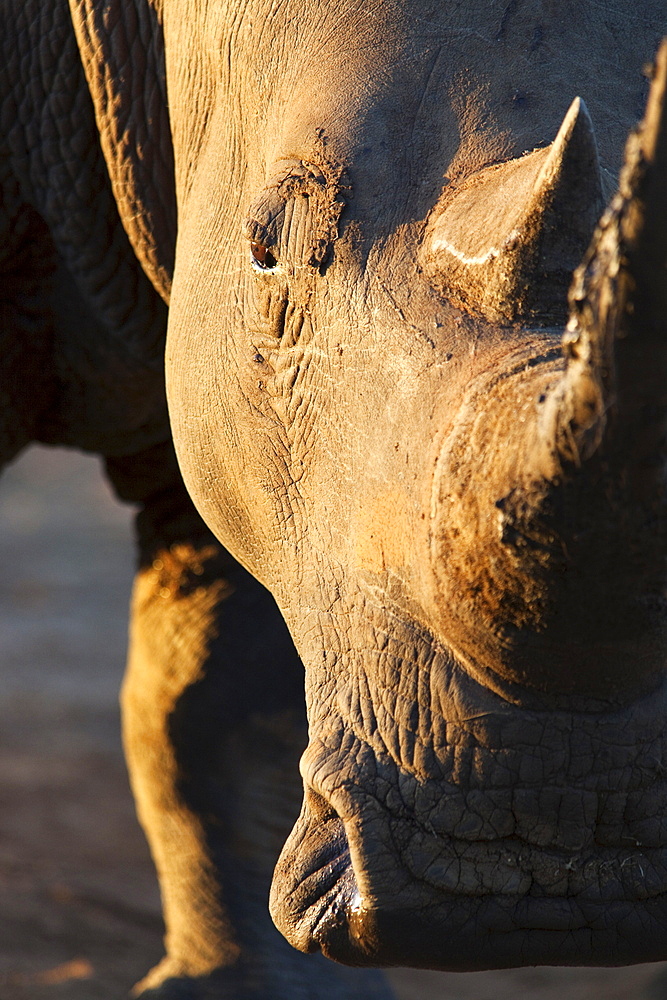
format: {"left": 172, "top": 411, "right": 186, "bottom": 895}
{"left": 559, "top": 96, "right": 580, "bottom": 133}
{"left": 574, "top": 96, "right": 593, "bottom": 123}
{"left": 547, "top": 96, "right": 599, "bottom": 181}
{"left": 647, "top": 38, "right": 667, "bottom": 86}
{"left": 640, "top": 37, "right": 667, "bottom": 158}
{"left": 570, "top": 96, "right": 594, "bottom": 129}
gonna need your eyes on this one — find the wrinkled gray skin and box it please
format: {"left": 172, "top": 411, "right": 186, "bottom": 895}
{"left": 2, "top": 0, "right": 667, "bottom": 997}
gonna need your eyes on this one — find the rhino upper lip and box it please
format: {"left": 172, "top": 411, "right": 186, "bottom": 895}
{"left": 270, "top": 791, "right": 362, "bottom": 956}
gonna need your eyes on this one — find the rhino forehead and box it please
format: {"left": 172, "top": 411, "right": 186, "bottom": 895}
{"left": 166, "top": 0, "right": 657, "bottom": 218}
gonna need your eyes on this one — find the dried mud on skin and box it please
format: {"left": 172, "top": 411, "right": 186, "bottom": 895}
{"left": 1, "top": 447, "right": 667, "bottom": 1000}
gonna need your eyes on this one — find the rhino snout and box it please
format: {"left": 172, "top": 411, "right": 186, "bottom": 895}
{"left": 270, "top": 658, "right": 667, "bottom": 970}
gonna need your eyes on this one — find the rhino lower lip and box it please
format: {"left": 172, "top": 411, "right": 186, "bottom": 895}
{"left": 290, "top": 845, "right": 667, "bottom": 969}
{"left": 267, "top": 640, "right": 667, "bottom": 969}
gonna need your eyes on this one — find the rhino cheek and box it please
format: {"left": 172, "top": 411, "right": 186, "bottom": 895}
{"left": 165, "top": 217, "right": 290, "bottom": 582}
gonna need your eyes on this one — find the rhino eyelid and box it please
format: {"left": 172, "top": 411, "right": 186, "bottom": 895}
{"left": 250, "top": 241, "right": 278, "bottom": 271}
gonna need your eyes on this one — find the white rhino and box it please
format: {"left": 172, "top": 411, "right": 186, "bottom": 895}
{"left": 2, "top": 0, "right": 667, "bottom": 996}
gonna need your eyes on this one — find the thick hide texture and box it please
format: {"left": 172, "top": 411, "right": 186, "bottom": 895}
{"left": 165, "top": 0, "right": 667, "bottom": 974}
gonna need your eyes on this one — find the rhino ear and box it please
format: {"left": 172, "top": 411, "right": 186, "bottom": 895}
{"left": 557, "top": 37, "right": 667, "bottom": 467}
{"left": 426, "top": 98, "right": 605, "bottom": 323}
{"left": 68, "top": 0, "right": 176, "bottom": 303}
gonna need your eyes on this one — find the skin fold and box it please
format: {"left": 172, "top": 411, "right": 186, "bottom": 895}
{"left": 164, "top": 0, "right": 667, "bottom": 978}
{"left": 1, "top": 0, "right": 667, "bottom": 996}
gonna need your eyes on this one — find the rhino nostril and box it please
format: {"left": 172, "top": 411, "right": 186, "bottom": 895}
{"left": 304, "top": 785, "right": 338, "bottom": 822}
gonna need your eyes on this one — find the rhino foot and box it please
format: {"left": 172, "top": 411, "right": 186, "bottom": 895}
{"left": 132, "top": 954, "right": 394, "bottom": 1000}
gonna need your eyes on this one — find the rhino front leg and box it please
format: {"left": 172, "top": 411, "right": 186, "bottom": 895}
{"left": 105, "top": 443, "right": 393, "bottom": 1000}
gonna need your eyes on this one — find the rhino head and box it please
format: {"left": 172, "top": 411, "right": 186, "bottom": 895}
{"left": 164, "top": 0, "right": 667, "bottom": 971}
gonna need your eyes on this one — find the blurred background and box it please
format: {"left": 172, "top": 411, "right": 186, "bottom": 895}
{"left": 1, "top": 445, "right": 666, "bottom": 999}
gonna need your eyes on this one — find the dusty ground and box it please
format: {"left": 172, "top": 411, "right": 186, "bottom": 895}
{"left": 2, "top": 445, "right": 667, "bottom": 1000}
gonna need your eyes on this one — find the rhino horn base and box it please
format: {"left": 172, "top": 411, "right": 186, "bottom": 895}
{"left": 425, "top": 96, "right": 605, "bottom": 324}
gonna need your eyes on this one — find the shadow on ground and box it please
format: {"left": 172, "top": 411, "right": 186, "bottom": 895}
{"left": 1, "top": 446, "right": 667, "bottom": 1000}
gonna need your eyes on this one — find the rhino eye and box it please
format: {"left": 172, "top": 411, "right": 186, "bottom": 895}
{"left": 250, "top": 241, "right": 278, "bottom": 271}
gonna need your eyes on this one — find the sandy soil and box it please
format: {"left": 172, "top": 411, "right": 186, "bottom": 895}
{"left": 1, "top": 445, "right": 667, "bottom": 1000}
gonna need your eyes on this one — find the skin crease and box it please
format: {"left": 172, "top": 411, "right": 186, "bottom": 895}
{"left": 2, "top": 1, "right": 392, "bottom": 995}
{"left": 2, "top": 0, "right": 667, "bottom": 995}
{"left": 165, "top": 0, "right": 661, "bottom": 620}
{"left": 162, "top": 0, "right": 667, "bottom": 977}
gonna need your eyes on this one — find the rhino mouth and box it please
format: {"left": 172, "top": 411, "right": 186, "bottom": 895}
{"left": 272, "top": 800, "right": 667, "bottom": 969}
{"left": 270, "top": 674, "right": 667, "bottom": 969}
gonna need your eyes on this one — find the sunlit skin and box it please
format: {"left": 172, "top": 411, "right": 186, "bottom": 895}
{"left": 2, "top": 0, "right": 666, "bottom": 996}
{"left": 165, "top": 0, "right": 667, "bottom": 976}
